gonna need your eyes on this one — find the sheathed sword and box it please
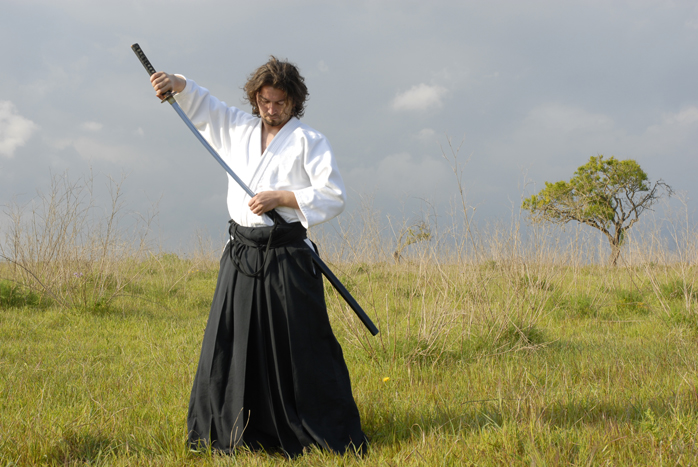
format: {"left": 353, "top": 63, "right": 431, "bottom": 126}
{"left": 131, "top": 43, "right": 379, "bottom": 336}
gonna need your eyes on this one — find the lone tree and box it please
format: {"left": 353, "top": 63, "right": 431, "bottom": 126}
{"left": 522, "top": 155, "right": 672, "bottom": 266}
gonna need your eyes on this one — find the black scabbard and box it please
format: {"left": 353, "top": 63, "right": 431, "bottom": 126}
{"left": 264, "top": 210, "right": 379, "bottom": 335}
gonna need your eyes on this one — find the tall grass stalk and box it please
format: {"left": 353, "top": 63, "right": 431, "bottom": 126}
{"left": 0, "top": 171, "right": 155, "bottom": 311}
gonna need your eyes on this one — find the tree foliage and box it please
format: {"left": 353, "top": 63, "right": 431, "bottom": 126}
{"left": 522, "top": 155, "right": 672, "bottom": 265}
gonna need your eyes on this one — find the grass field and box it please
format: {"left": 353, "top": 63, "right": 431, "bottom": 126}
{"left": 2, "top": 232, "right": 698, "bottom": 466}
{"left": 1, "top": 172, "right": 697, "bottom": 465}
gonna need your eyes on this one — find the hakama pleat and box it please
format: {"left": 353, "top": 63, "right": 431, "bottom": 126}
{"left": 187, "top": 221, "right": 365, "bottom": 456}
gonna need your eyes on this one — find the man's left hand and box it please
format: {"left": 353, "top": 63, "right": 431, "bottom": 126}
{"left": 248, "top": 190, "right": 299, "bottom": 215}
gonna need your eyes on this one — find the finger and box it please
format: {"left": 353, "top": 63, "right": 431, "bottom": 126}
{"left": 153, "top": 75, "right": 170, "bottom": 88}
{"left": 154, "top": 78, "right": 169, "bottom": 91}
{"left": 150, "top": 72, "right": 166, "bottom": 87}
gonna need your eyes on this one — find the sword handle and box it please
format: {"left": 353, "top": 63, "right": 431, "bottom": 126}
{"left": 132, "top": 43, "right": 174, "bottom": 102}
{"left": 131, "top": 43, "right": 157, "bottom": 76}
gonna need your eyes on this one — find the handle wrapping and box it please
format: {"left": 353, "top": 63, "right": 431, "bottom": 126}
{"left": 131, "top": 43, "right": 157, "bottom": 76}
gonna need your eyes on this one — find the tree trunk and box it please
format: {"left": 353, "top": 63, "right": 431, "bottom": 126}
{"left": 609, "top": 240, "right": 621, "bottom": 266}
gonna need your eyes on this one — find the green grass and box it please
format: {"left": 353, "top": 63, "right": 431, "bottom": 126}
{"left": 1, "top": 255, "right": 698, "bottom": 466}
{"left": 0, "top": 280, "right": 46, "bottom": 309}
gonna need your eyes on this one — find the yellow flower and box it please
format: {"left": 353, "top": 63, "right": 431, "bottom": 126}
{"left": 382, "top": 377, "right": 390, "bottom": 383}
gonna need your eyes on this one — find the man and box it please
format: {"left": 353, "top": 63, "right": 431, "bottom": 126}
{"left": 150, "top": 57, "right": 365, "bottom": 456}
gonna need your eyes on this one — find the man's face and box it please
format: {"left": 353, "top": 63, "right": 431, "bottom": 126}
{"left": 257, "top": 86, "right": 292, "bottom": 128}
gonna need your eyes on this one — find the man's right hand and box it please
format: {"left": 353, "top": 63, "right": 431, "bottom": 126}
{"left": 150, "top": 72, "right": 186, "bottom": 100}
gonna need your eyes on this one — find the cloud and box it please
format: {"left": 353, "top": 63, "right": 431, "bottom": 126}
{"left": 49, "top": 137, "right": 74, "bottom": 150}
{"left": 19, "top": 58, "right": 89, "bottom": 100}
{"left": 80, "top": 121, "right": 103, "bottom": 131}
{"left": 392, "top": 84, "right": 448, "bottom": 112}
{"left": 521, "top": 103, "right": 615, "bottom": 134}
{"left": 486, "top": 103, "right": 698, "bottom": 195}
{"left": 640, "top": 106, "right": 698, "bottom": 153}
{"left": 0, "top": 101, "right": 39, "bottom": 158}
{"left": 415, "top": 128, "right": 436, "bottom": 141}
{"left": 496, "top": 103, "right": 620, "bottom": 165}
{"left": 687, "top": 5, "right": 698, "bottom": 29}
{"left": 345, "top": 152, "right": 452, "bottom": 201}
{"left": 483, "top": 103, "right": 624, "bottom": 183}
{"left": 72, "top": 137, "right": 146, "bottom": 166}
{"left": 654, "top": 107, "right": 698, "bottom": 127}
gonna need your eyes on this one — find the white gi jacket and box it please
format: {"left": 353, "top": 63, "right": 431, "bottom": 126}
{"left": 174, "top": 78, "right": 346, "bottom": 228}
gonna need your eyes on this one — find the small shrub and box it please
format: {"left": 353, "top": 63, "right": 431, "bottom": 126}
{"left": 663, "top": 303, "right": 698, "bottom": 331}
{"left": 519, "top": 273, "right": 553, "bottom": 291}
{"left": 613, "top": 288, "right": 649, "bottom": 315}
{"left": 0, "top": 280, "right": 45, "bottom": 309}
{"left": 563, "top": 294, "right": 598, "bottom": 318}
{"left": 497, "top": 322, "right": 546, "bottom": 348}
{"left": 660, "top": 279, "right": 695, "bottom": 302}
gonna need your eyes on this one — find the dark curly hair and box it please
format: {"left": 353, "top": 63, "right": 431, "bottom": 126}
{"left": 243, "top": 56, "right": 309, "bottom": 118}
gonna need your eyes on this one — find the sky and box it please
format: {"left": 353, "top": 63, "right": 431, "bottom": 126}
{"left": 1, "top": 0, "right": 697, "bottom": 250}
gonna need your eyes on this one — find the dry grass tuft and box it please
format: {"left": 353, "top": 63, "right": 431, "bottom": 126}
{"left": 0, "top": 171, "right": 156, "bottom": 312}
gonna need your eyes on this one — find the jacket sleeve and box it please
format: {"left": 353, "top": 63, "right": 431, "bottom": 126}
{"left": 292, "top": 134, "right": 346, "bottom": 228}
{"left": 173, "top": 77, "right": 253, "bottom": 155}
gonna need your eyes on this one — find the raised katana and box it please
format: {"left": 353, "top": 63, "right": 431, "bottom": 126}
{"left": 132, "top": 43, "right": 379, "bottom": 336}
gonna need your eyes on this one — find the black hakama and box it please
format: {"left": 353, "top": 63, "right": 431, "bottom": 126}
{"left": 187, "top": 220, "right": 365, "bottom": 456}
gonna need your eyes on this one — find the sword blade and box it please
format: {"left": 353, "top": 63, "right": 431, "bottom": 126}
{"left": 168, "top": 98, "right": 255, "bottom": 198}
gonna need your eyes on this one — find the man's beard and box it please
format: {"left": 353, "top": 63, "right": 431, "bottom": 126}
{"left": 262, "top": 113, "right": 290, "bottom": 128}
